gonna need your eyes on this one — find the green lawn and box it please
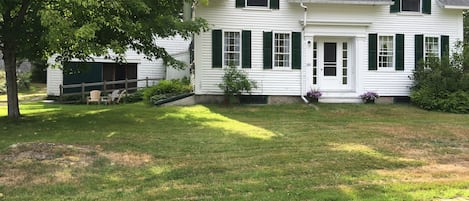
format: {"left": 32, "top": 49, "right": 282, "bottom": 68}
{"left": 0, "top": 102, "right": 468, "bottom": 200}
{"left": 0, "top": 83, "right": 47, "bottom": 102}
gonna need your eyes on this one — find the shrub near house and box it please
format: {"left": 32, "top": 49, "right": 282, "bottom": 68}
{"left": 411, "top": 46, "right": 469, "bottom": 113}
{"left": 143, "top": 78, "right": 192, "bottom": 105}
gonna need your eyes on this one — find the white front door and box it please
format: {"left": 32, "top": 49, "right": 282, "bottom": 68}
{"left": 314, "top": 38, "right": 353, "bottom": 91}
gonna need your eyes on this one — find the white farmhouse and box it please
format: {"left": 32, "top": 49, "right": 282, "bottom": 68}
{"left": 191, "top": 0, "right": 468, "bottom": 103}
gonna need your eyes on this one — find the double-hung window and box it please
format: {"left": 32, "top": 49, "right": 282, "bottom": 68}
{"left": 401, "top": 0, "right": 421, "bottom": 12}
{"left": 247, "top": 0, "right": 269, "bottom": 7}
{"left": 274, "top": 33, "right": 291, "bottom": 68}
{"left": 378, "top": 35, "right": 394, "bottom": 69}
{"left": 224, "top": 31, "right": 241, "bottom": 67}
{"left": 424, "top": 36, "right": 439, "bottom": 62}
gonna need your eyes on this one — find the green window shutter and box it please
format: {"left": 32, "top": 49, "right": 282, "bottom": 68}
{"left": 415, "top": 34, "right": 424, "bottom": 69}
{"left": 242, "top": 30, "right": 252, "bottom": 69}
{"left": 422, "top": 0, "right": 431, "bottom": 14}
{"left": 368, "top": 34, "right": 378, "bottom": 71}
{"left": 395, "top": 34, "right": 405, "bottom": 71}
{"left": 292, "top": 32, "right": 302, "bottom": 69}
{"left": 212, "top": 30, "right": 223, "bottom": 68}
{"left": 270, "top": 0, "right": 280, "bottom": 9}
{"left": 441, "top": 35, "right": 449, "bottom": 58}
{"left": 263, "top": 31, "right": 273, "bottom": 69}
{"left": 390, "top": 0, "right": 400, "bottom": 13}
{"left": 236, "top": 0, "right": 245, "bottom": 8}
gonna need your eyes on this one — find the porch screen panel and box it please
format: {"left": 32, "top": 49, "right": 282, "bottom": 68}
{"left": 126, "top": 64, "right": 138, "bottom": 90}
{"left": 63, "top": 62, "right": 103, "bottom": 93}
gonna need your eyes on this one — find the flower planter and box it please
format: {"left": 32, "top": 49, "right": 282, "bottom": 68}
{"left": 364, "top": 99, "right": 375, "bottom": 104}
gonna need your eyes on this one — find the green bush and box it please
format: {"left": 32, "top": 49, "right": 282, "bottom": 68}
{"left": 411, "top": 43, "right": 469, "bottom": 113}
{"left": 142, "top": 78, "right": 192, "bottom": 104}
{"left": 17, "top": 72, "right": 32, "bottom": 91}
{"left": 149, "top": 93, "right": 179, "bottom": 105}
{"left": 122, "top": 90, "right": 144, "bottom": 103}
{"left": 218, "top": 65, "right": 257, "bottom": 104}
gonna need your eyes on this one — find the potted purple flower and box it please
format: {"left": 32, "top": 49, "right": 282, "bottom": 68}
{"left": 360, "top": 91, "right": 379, "bottom": 103}
{"left": 306, "top": 89, "right": 322, "bottom": 103}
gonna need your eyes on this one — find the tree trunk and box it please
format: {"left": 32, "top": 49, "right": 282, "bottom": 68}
{"left": 3, "top": 47, "right": 21, "bottom": 119}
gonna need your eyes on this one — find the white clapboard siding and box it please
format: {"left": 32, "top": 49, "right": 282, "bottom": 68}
{"left": 194, "top": 0, "right": 463, "bottom": 97}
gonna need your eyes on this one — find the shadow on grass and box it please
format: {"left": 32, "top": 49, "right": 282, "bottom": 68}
{"left": 1, "top": 103, "right": 466, "bottom": 200}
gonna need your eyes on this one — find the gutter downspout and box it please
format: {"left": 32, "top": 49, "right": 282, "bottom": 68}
{"left": 300, "top": 2, "right": 309, "bottom": 103}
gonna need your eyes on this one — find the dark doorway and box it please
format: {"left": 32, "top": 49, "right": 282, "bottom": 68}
{"left": 102, "top": 63, "right": 137, "bottom": 90}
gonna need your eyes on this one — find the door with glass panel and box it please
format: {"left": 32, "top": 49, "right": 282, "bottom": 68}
{"left": 313, "top": 38, "right": 353, "bottom": 91}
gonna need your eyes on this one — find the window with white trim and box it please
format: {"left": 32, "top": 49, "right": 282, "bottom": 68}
{"left": 247, "top": 0, "right": 268, "bottom": 7}
{"left": 401, "top": 0, "right": 421, "bottom": 12}
{"left": 224, "top": 31, "right": 241, "bottom": 67}
{"left": 274, "top": 33, "right": 291, "bottom": 68}
{"left": 378, "top": 35, "right": 394, "bottom": 68}
{"left": 424, "top": 36, "right": 439, "bottom": 61}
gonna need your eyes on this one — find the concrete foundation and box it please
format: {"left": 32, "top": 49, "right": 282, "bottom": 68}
{"left": 375, "top": 97, "right": 394, "bottom": 104}
{"left": 162, "top": 95, "right": 196, "bottom": 106}
{"left": 268, "top": 96, "right": 303, "bottom": 104}
{"left": 179, "top": 95, "right": 409, "bottom": 105}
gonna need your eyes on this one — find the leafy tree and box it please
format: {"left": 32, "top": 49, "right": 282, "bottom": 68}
{"left": 1, "top": 0, "right": 208, "bottom": 119}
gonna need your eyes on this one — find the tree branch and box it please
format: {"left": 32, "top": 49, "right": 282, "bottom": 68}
{"left": 12, "top": 0, "right": 32, "bottom": 28}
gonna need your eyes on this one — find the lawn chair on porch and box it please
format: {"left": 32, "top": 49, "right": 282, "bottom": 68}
{"left": 107, "top": 89, "right": 120, "bottom": 104}
{"left": 115, "top": 90, "right": 127, "bottom": 104}
{"left": 87, "top": 90, "right": 101, "bottom": 104}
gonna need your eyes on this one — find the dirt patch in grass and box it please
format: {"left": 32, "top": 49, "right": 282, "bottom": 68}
{"left": 0, "top": 142, "right": 152, "bottom": 186}
{"left": 100, "top": 152, "right": 152, "bottom": 167}
{"left": 375, "top": 162, "right": 469, "bottom": 183}
{"left": 350, "top": 123, "right": 469, "bottom": 185}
